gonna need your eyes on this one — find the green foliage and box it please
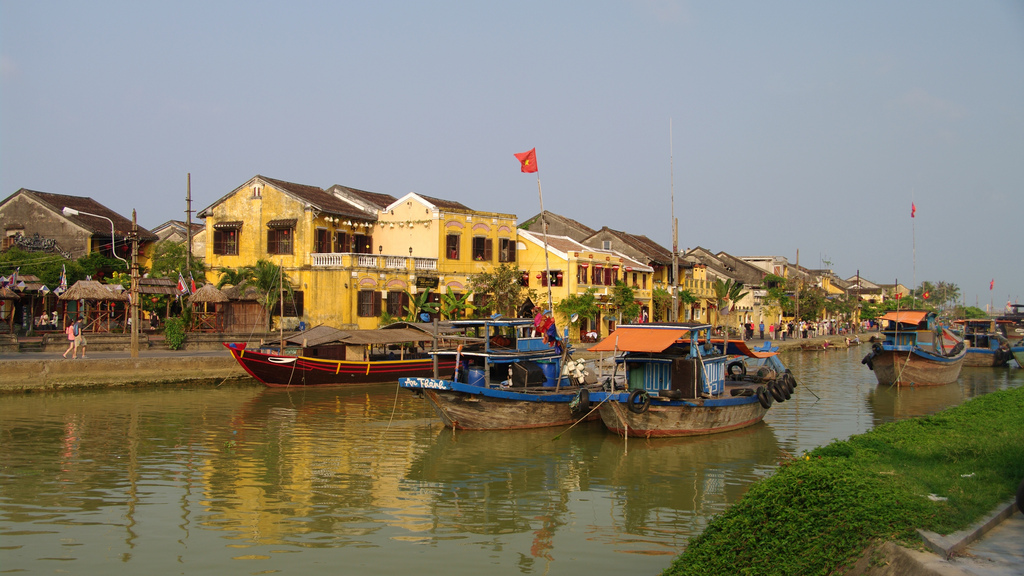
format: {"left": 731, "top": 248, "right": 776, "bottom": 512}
{"left": 438, "top": 287, "right": 473, "bottom": 319}
{"left": 76, "top": 251, "right": 127, "bottom": 281}
{"left": 149, "top": 240, "right": 205, "bottom": 281}
{"left": 652, "top": 287, "right": 672, "bottom": 321}
{"left": 663, "top": 386, "right": 1024, "bottom": 576}
{"left": 469, "top": 263, "right": 527, "bottom": 318}
{"left": 216, "top": 260, "right": 293, "bottom": 330}
{"left": 163, "top": 317, "right": 187, "bottom": 350}
{"left": 955, "top": 305, "right": 989, "bottom": 319}
{"left": 555, "top": 287, "right": 600, "bottom": 339}
{"left": 610, "top": 281, "right": 640, "bottom": 323}
{"left": 404, "top": 290, "right": 439, "bottom": 321}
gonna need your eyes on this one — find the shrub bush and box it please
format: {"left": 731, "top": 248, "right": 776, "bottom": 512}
{"left": 164, "top": 317, "right": 186, "bottom": 350}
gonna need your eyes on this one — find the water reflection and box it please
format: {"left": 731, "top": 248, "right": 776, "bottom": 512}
{"left": 1, "top": 355, "right": 1022, "bottom": 575}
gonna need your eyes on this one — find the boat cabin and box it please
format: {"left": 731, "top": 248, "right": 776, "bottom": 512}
{"left": 590, "top": 323, "right": 726, "bottom": 399}
{"left": 955, "top": 318, "right": 1006, "bottom": 351}
{"left": 878, "top": 310, "right": 937, "bottom": 348}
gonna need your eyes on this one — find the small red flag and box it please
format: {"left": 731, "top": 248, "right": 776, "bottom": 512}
{"left": 911, "top": 202, "right": 916, "bottom": 218}
{"left": 922, "top": 291, "right": 930, "bottom": 299}
{"left": 990, "top": 279, "right": 994, "bottom": 291}
{"left": 514, "top": 148, "right": 538, "bottom": 173}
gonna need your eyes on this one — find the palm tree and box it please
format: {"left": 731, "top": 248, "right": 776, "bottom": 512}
{"left": 712, "top": 278, "right": 749, "bottom": 335}
{"left": 217, "top": 259, "right": 293, "bottom": 331}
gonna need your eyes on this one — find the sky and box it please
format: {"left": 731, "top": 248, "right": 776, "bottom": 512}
{"left": 2, "top": 1, "right": 1023, "bottom": 309}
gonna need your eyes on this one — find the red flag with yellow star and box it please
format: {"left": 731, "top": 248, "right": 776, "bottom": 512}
{"left": 514, "top": 148, "right": 538, "bottom": 173}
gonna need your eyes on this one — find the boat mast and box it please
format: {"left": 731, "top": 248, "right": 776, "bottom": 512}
{"left": 670, "top": 119, "right": 679, "bottom": 322}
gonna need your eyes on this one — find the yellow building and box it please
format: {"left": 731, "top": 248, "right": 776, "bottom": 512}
{"left": 517, "top": 230, "right": 651, "bottom": 338}
{"left": 197, "top": 178, "right": 517, "bottom": 330}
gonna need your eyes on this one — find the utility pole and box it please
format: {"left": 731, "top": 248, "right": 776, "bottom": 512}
{"left": 186, "top": 173, "right": 193, "bottom": 276}
{"left": 130, "top": 210, "right": 139, "bottom": 358}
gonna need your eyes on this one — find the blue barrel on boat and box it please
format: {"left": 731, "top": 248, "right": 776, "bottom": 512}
{"left": 466, "top": 368, "right": 485, "bottom": 387}
{"left": 539, "top": 361, "right": 559, "bottom": 387}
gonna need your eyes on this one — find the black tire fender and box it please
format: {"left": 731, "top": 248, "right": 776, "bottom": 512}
{"left": 627, "top": 389, "right": 651, "bottom": 414}
{"left": 727, "top": 361, "right": 746, "bottom": 377}
{"left": 756, "top": 386, "right": 773, "bottom": 409}
{"left": 571, "top": 388, "right": 590, "bottom": 415}
{"left": 779, "top": 379, "right": 792, "bottom": 400}
{"left": 769, "top": 380, "right": 786, "bottom": 402}
{"left": 784, "top": 371, "right": 797, "bottom": 388}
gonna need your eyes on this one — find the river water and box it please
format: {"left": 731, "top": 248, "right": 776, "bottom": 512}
{"left": 2, "top": 347, "right": 1022, "bottom": 575}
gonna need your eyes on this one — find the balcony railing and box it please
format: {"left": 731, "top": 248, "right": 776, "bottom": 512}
{"left": 311, "top": 252, "right": 439, "bottom": 272}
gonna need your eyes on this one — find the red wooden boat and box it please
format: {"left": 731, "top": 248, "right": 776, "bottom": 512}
{"left": 227, "top": 324, "right": 458, "bottom": 387}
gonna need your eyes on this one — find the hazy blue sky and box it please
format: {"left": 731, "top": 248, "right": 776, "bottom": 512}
{"left": 3, "top": 1, "right": 1022, "bottom": 308}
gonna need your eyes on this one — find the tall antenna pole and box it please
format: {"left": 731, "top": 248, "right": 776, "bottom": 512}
{"left": 670, "top": 119, "right": 679, "bottom": 322}
{"left": 186, "top": 173, "right": 193, "bottom": 276}
{"left": 911, "top": 191, "right": 916, "bottom": 308}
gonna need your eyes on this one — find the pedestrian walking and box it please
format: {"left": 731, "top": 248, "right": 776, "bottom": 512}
{"left": 62, "top": 322, "right": 75, "bottom": 358}
{"left": 759, "top": 321, "right": 765, "bottom": 340}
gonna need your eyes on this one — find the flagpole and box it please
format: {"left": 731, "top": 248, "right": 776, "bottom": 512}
{"left": 536, "top": 172, "right": 554, "bottom": 315}
{"left": 670, "top": 118, "right": 679, "bottom": 322}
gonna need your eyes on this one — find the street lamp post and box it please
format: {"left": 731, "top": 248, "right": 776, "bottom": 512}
{"left": 62, "top": 206, "right": 138, "bottom": 358}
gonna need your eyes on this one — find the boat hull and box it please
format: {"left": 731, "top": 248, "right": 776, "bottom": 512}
{"left": 402, "top": 378, "right": 598, "bottom": 430}
{"left": 226, "top": 343, "right": 456, "bottom": 386}
{"left": 867, "top": 347, "right": 965, "bottom": 386}
{"left": 962, "top": 348, "right": 1011, "bottom": 368}
{"left": 596, "top": 393, "right": 768, "bottom": 438}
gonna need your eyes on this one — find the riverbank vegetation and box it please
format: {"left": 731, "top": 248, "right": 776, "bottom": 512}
{"left": 663, "top": 385, "right": 1024, "bottom": 576}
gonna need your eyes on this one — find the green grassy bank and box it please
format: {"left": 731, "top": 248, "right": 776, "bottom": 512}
{"left": 664, "top": 385, "right": 1024, "bottom": 576}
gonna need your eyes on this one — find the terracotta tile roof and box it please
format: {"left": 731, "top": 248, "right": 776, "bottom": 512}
{"left": 327, "top": 185, "right": 397, "bottom": 212}
{"left": 16, "top": 189, "right": 158, "bottom": 241}
{"left": 259, "top": 176, "right": 370, "bottom": 220}
{"left": 418, "top": 193, "right": 471, "bottom": 211}
{"left": 585, "top": 227, "right": 673, "bottom": 263}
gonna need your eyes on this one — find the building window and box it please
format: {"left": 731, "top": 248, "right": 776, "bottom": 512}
{"left": 353, "top": 233, "right": 372, "bottom": 254}
{"left": 602, "top": 240, "right": 611, "bottom": 250}
{"left": 446, "top": 233, "right": 460, "bottom": 260}
{"left": 592, "top": 265, "right": 604, "bottom": 286}
{"left": 632, "top": 272, "right": 638, "bottom": 287}
{"left": 267, "top": 226, "right": 293, "bottom": 255}
{"left": 386, "top": 291, "right": 408, "bottom": 317}
{"left": 334, "top": 231, "right": 349, "bottom": 253}
{"left": 472, "top": 237, "right": 492, "bottom": 261}
{"left": 541, "top": 270, "right": 563, "bottom": 287}
{"left": 577, "top": 265, "right": 588, "bottom": 285}
{"left": 358, "top": 291, "right": 382, "bottom": 317}
{"left": 278, "top": 291, "right": 304, "bottom": 317}
{"left": 499, "top": 238, "right": 516, "bottom": 263}
{"left": 213, "top": 225, "right": 240, "bottom": 255}
{"left": 314, "top": 228, "right": 330, "bottom": 253}
{"left": 642, "top": 274, "right": 647, "bottom": 289}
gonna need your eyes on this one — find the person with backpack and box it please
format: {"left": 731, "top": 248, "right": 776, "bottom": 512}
{"left": 73, "top": 319, "right": 86, "bottom": 358}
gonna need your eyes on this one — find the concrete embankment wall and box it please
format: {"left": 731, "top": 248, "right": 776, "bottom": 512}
{"left": 2, "top": 356, "right": 250, "bottom": 392}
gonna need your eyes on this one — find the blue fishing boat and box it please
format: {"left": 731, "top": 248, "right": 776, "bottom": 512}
{"left": 585, "top": 323, "right": 794, "bottom": 438}
{"left": 861, "top": 310, "right": 966, "bottom": 386}
{"left": 400, "top": 318, "right": 601, "bottom": 430}
{"left": 955, "top": 318, "right": 1013, "bottom": 368}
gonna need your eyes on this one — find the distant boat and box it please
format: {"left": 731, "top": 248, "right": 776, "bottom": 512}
{"left": 861, "top": 310, "right": 966, "bottom": 386}
{"left": 226, "top": 323, "right": 459, "bottom": 387}
{"left": 954, "top": 318, "right": 1013, "bottom": 367}
{"left": 400, "top": 318, "right": 601, "bottom": 430}
{"left": 997, "top": 302, "right": 1024, "bottom": 345}
{"left": 585, "top": 323, "right": 795, "bottom": 438}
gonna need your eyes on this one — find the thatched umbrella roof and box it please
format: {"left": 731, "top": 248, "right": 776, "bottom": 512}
{"left": 0, "top": 286, "right": 20, "bottom": 300}
{"left": 57, "top": 280, "right": 129, "bottom": 301}
{"left": 188, "top": 283, "right": 229, "bottom": 304}
{"left": 220, "top": 284, "right": 263, "bottom": 301}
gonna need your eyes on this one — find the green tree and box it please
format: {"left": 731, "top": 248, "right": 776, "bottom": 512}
{"left": 438, "top": 288, "right": 473, "bottom": 320}
{"left": 469, "top": 263, "right": 529, "bottom": 318}
{"left": 216, "top": 260, "right": 293, "bottom": 330}
{"left": 149, "top": 240, "right": 205, "bottom": 281}
{"left": 555, "top": 287, "right": 600, "bottom": 340}
{"left": 712, "top": 278, "right": 749, "bottom": 331}
{"left": 404, "top": 290, "right": 439, "bottom": 321}
{"left": 652, "top": 287, "right": 672, "bottom": 321}
{"left": 610, "top": 281, "right": 640, "bottom": 324}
